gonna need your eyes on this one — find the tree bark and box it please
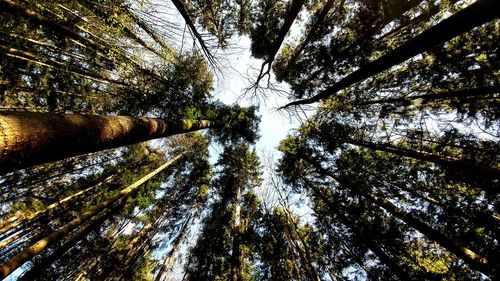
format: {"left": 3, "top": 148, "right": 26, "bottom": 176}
{"left": 283, "top": 0, "right": 500, "bottom": 108}
{"left": 0, "top": 153, "right": 184, "bottom": 278}
{"left": 0, "top": 111, "right": 213, "bottom": 173}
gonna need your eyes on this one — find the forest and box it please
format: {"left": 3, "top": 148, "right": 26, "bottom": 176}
{"left": 0, "top": 0, "right": 498, "bottom": 280}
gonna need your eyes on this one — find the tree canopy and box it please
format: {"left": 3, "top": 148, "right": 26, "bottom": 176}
{"left": 0, "top": 0, "right": 498, "bottom": 280}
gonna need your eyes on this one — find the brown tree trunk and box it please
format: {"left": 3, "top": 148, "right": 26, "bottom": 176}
{"left": 0, "top": 174, "right": 115, "bottom": 236}
{"left": 283, "top": 0, "right": 500, "bottom": 108}
{"left": 0, "top": 111, "right": 213, "bottom": 173}
{"left": 0, "top": 153, "right": 184, "bottom": 278}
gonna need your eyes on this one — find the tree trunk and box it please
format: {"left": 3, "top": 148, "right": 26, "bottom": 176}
{"left": 355, "top": 85, "right": 500, "bottom": 106}
{"left": 17, "top": 198, "right": 126, "bottom": 281}
{"left": 306, "top": 182, "right": 412, "bottom": 281}
{"left": 266, "top": 0, "right": 305, "bottom": 64}
{"left": 0, "top": 174, "right": 115, "bottom": 236}
{"left": 170, "top": 0, "right": 216, "bottom": 65}
{"left": 0, "top": 153, "right": 184, "bottom": 278}
{"left": 230, "top": 184, "right": 242, "bottom": 281}
{"left": 286, "top": 0, "right": 338, "bottom": 68}
{"left": 283, "top": 0, "right": 500, "bottom": 108}
{"left": 155, "top": 213, "right": 193, "bottom": 281}
{"left": 304, "top": 157, "right": 494, "bottom": 276}
{"left": 354, "top": 186, "right": 492, "bottom": 276}
{"left": 345, "top": 137, "right": 500, "bottom": 177}
{"left": 0, "top": 111, "right": 213, "bottom": 173}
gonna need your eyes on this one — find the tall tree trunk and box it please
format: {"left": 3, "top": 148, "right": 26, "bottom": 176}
{"left": 353, "top": 186, "right": 492, "bottom": 276}
{"left": 0, "top": 174, "right": 115, "bottom": 236}
{"left": 0, "top": 153, "right": 184, "bottom": 278}
{"left": 76, "top": 0, "right": 170, "bottom": 62}
{"left": 155, "top": 213, "right": 193, "bottom": 281}
{"left": 307, "top": 182, "right": 413, "bottom": 280}
{"left": 344, "top": 137, "right": 500, "bottom": 177}
{"left": 122, "top": 7, "right": 175, "bottom": 61}
{"left": 170, "top": 0, "right": 216, "bottom": 66}
{"left": 266, "top": 0, "right": 305, "bottom": 64}
{"left": 0, "top": 111, "right": 213, "bottom": 173}
{"left": 286, "top": 0, "right": 338, "bottom": 69}
{"left": 283, "top": 0, "right": 500, "bottom": 108}
{"left": 17, "top": 198, "right": 126, "bottom": 281}
{"left": 230, "top": 184, "right": 242, "bottom": 281}
{"left": 355, "top": 85, "right": 500, "bottom": 106}
{"left": 304, "top": 157, "right": 494, "bottom": 276}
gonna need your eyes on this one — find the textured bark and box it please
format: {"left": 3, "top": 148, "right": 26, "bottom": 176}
{"left": 283, "top": 0, "right": 500, "bottom": 107}
{"left": 0, "top": 111, "right": 213, "bottom": 173}
{"left": 0, "top": 153, "right": 184, "bottom": 278}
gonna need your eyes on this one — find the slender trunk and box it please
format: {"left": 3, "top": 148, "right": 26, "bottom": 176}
{"left": 282, "top": 208, "right": 320, "bottom": 281}
{"left": 355, "top": 85, "right": 500, "bottom": 106}
{"left": 0, "top": 153, "right": 184, "bottom": 278}
{"left": 0, "top": 45, "right": 126, "bottom": 86}
{"left": 283, "top": 0, "right": 500, "bottom": 107}
{"left": 354, "top": 187, "right": 491, "bottom": 276}
{"left": 122, "top": 7, "right": 175, "bottom": 61}
{"left": 286, "top": 0, "right": 337, "bottom": 68}
{"left": 388, "top": 181, "right": 500, "bottom": 233}
{"left": 17, "top": 198, "right": 126, "bottom": 281}
{"left": 76, "top": 0, "right": 169, "bottom": 62}
{"left": 304, "top": 157, "right": 493, "bottom": 276}
{"left": 155, "top": 213, "right": 193, "bottom": 281}
{"left": 0, "top": 174, "right": 115, "bottom": 236}
{"left": 306, "top": 183, "right": 412, "bottom": 281}
{"left": 345, "top": 137, "right": 500, "bottom": 177}
{"left": 230, "top": 184, "right": 242, "bottom": 281}
{"left": 1, "top": 0, "right": 159, "bottom": 80}
{"left": 0, "top": 111, "right": 214, "bottom": 173}
{"left": 266, "top": 0, "right": 305, "bottom": 64}
{"left": 170, "top": 0, "right": 216, "bottom": 65}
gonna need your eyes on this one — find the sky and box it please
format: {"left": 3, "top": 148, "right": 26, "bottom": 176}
{"left": 210, "top": 36, "right": 297, "bottom": 159}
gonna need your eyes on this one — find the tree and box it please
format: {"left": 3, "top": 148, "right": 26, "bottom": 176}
{"left": 185, "top": 144, "right": 262, "bottom": 281}
{"left": 282, "top": 0, "right": 500, "bottom": 108}
{"left": 0, "top": 111, "right": 214, "bottom": 173}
